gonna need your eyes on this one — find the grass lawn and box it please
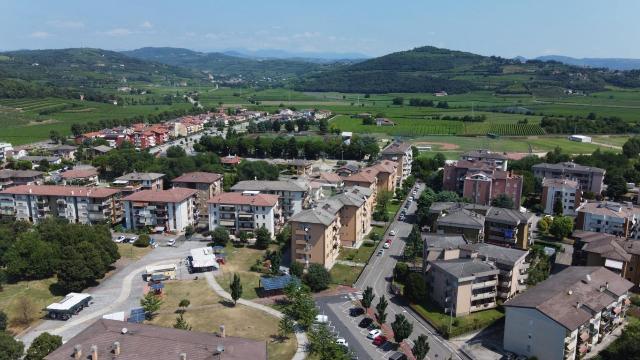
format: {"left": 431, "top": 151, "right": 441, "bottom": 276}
{"left": 117, "top": 243, "right": 153, "bottom": 260}
{"left": 330, "top": 263, "right": 361, "bottom": 287}
{"left": 148, "top": 279, "right": 296, "bottom": 360}
{"left": 0, "top": 277, "right": 61, "bottom": 334}
{"left": 410, "top": 300, "right": 504, "bottom": 338}
{"left": 368, "top": 224, "right": 386, "bottom": 241}
{"left": 338, "top": 241, "right": 376, "bottom": 263}
{"left": 217, "top": 244, "right": 276, "bottom": 300}
{"left": 387, "top": 201, "right": 401, "bottom": 219}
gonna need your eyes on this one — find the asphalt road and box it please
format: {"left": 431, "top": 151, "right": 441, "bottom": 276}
{"left": 352, "top": 182, "right": 463, "bottom": 360}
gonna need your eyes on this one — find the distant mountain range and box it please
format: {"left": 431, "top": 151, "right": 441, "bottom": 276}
{"left": 533, "top": 55, "right": 640, "bottom": 71}
{"left": 220, "top": 48, "right": 369, "bottom": 63}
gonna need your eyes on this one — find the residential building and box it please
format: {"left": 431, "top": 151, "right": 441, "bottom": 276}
{"left": 221, "top": 154, "right": 241, "bottom": 166}
{"left": 19, "top": 155, "right": 62, "bottom": 168}
{"left": 208, "top": 191, "right": 280, "bottom": 238}
{"left": 290, "top": 206, "right": 341, "bottom": 270}
{"left": 434, "top": 206, "right": 485, "bottom": 242}
{"left": 45, "top": 319, "right": 267, "bottom": 360}
{"left": 380, "top": 142, "right": 413, "bottom": 185}
{"left": 0, "top": 142, "right": 13, "bottom": 162}
{"left": 336, "top": 164, "right": 359, "bottom": 177}
{"left": 0, "top": 169, "right": 44, "bottom": 189}
{"left": 575, "top": 201, "right": 640, "bottom": 238}
{"left": 0, "top": 185, "right": 122, "bottom": 224}
{"left": 484, "top": 207, "right": 533, "bottom": 250}
{"left": 172, "top": 172, "right": 223, "bottom": 213}
{"left": 122, "top": 188, "right": 198, "bottom": 233}
{"left": 532, "top": 162, "right": 605, "bottom": 194}
{"left": 542, "top": 178, "right": 583, "bottom": 216}
{"left": 503, "top": 266, "right": 633, "bottom": 360}
{"left": 460, "top": 150, "right": 508, "bottom": 171}
{"left": 231, "top": 180, "right": 308, "bottom": 218}
{"left": 61, "top": 167, "right": 99, "bottom": 186}
{"left": 113, "top": 172, "right": 164, "bottom": 194}
{"left": 341, "top": 172, "right": 377, "bottom": 198}
{"left": 362, "top": 160, "right": 399, "bottom": 193}
{"left": 425, "top": 202, "right": 490, "bottom": 231}
{"left": 427, "top": 258, "right": 499, "bottom": 316}
{"left": 327, "top": 186, "right": 373, "bottom": 248}
{"left": 47, "top": 144, "right": 77, "bottom": 161}
{"left": 443, "top": 158, "right": 523, "bottom": 208}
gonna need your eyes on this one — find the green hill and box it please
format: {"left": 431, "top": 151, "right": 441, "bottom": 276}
{"left": 294, "top": 46, "right": 622, "bottom": 94}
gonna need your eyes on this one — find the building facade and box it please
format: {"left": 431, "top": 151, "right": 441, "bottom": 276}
{"left": 0, "top": 169, "right": 44, "bottom": 190}
{"left": 122, "top": 188, "right": 198, "bottom": 233}
{"left": 114, "top": 172, "right": 165, "bottom": 194}
{"left": 484, "top": 207, "right": 533, "bottom": 250}
{"left": 231, "top": 180, "right": 308, "bottom": 218}
{"left": 172, "top": 172, "right": 223, "bottom": 213}
{"left": 380, "top": 142, "right": 412, "bottom": 185}
{"left": 542, "top": 178, "right": 583, "bottom": 216}
{"left": 208, "top": 191, "right": 280, "bottom": 238}
{"left": 290, "top": 207, "right": 341, "bottom": 270}
{"left": 532, "top": 162, "right": 605, "bottom": 194}
{"left": 575, "top": 201, "right": 640, "bottom": 238}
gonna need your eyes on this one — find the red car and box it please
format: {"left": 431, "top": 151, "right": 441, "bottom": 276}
{"left": 386, "top": 238, "right": 393, "bottom": 244}
{"left": 373, "top": 335, "right": 388, "bottom": 346}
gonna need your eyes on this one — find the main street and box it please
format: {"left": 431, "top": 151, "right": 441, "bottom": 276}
{"left": 353, "top": 182, "right": 464, "bottom": 360}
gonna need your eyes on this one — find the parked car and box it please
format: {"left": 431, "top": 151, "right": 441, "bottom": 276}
{"left": 389, "top": 230, "right": 396, "bottom": 236}
{"left": 126, "top": 235, "right": 138, "bottom": 243}
{"left": 349, "top": 307, "right": 365, "bottom": 317}
{"left": 383, "top": 242, "right": 390, "bottom": 249}
{"left": 358, "top": 317, "right": 373, "bottom": 328}
{"left": 336, "top": 338, "right": 349, "bottom": 347}
{"left": 149, "top": 238, "right": 158, "bottom": 248}
{"left": 373, "top": 335, "right": 388, "bottom": 346}
{"left": 314, "top": 314, "right": 329, "bottom": 324}
{"left": 167, "top": 238, "right": 176, "bottom": 247}
{"left": 114, "top": 235, "right": 126, "bottom": 243}
{"left": 389, "top": 352, "right": 407, "bottom": 360}
{"left": 377, "top": 249, "right": 384, "bottom": 256}
{"left": 367, "top": 329, "right": 382, "bottom": 339}
{"left": 386, "top": 238, "right": 393, "bottom": 244}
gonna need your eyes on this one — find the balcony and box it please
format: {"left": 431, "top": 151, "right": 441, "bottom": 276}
{"left": 470, "top": 302, "right": 496, "bottom": 312}
{"left": 499, "top": 280, "right": 511, "bottom": 287}
{"left": 471, "top": 280, "right": 497, "bottom": 290}
{"left": 498, "top": 291, "right": 510, "bottom": 298}
{"left": 295, "top": 245, "right": 312, "bottom": 255}
{"left": 471, "top": 291, "right": 496, "bottom": 301}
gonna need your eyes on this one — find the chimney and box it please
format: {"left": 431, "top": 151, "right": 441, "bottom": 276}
{"left": 113, "top": 341, "right": 120, "bottom": 356}
{"left": 90, "top": 344, "right": 98, "bottom": 360}
{"left": 73, "top": 345, "right": 82, "bottom": 359}
{"left": 220, "top": 325, "right": 225, "bottom": 338}
{"left": 179, "top": 353, "right": 187, "bottom": 360}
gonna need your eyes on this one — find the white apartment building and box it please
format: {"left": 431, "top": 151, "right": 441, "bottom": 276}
{"left": 542, "top": 178, "right": 583, "bottom": 216}
{"left": 231, "top": 180, "right": 308, "bottom": 218}
{"left": 113, "top": 172, "right": 165, "bottom": 194}
{"left": 575, "top": 201, "right": 640, "bottom": 238}
{"left": 208, "top": 191, "right": 280, "bottom": 238}
{"left": 121, "top": 188, "right": 197, "bottom": 233}
{"left": 0, "top": 185, "right": 122, "bottom": 224}
{"left": 504, "top": 266, "right": 632, "bottom": 360}
{"left": 380, "top": 142, "right": 413, "bottom": 185}
{"left": 0, "top": 142, "right": 13, "bottom": 162}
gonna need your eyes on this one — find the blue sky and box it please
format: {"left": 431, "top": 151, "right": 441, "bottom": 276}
{"left": 1, "top": 0, "right": 638, "bottom": 58}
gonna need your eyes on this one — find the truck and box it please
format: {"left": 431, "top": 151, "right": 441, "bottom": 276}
{"left": 46, "top": 293, "right": 92, "bottom": 320}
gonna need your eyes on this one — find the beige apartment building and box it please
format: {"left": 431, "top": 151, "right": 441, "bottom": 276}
{"left": 427, "top": 258, "right": 499, "bottom": 316}
{"left": 0, "top": 184, "right": 122, "bottom": 224}
{"left": 290, "top": 207, "right": 341, "bottom": 270}
{"left": 172, "top": 172, "right": 223, "bottom": 213}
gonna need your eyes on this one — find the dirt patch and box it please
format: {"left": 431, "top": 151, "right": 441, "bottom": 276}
{"left": 25, "top": 119, "right": 60, "bottom": 126}
{"left": 413, "top": 141, "right": 460, "bottom": 150}
{"left": 62, "top": 107, "right": 96, "bottom": 113}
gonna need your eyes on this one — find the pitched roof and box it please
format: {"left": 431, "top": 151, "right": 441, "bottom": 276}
{"left": 342, "top": 171, "right": 376, "bottom": 184}
{"left": 0, "top": 169, "right": 44, "bottom": 179}
{"left": 61, "top": 168, "right": 98, "bottom": 179}
{"left": 172, "top": 172, "right": 222, "bottom": 184}
{"left": 437, "top": 208, "right": 485, "bottom": 229}
{"left": 422, "top": 234, "right": 466, "bottom": 250}
{"left": 318, "top": 172, "right": 343, "bottom": 184}
{"left": 504, "top": 266, "right": 633, "bottom": 330}
{"left": 231, "top": 180, "right": 307, "bottom": 193}
{"left": 344, "top": 185, "right": 373, "bottom": 198}
{"left": 381, "top": 142, "right": 411, "bottom": 155}
{"left": 290, "top": 207, "right": 337, "bottom": 226}
{"left": 485, "top": 207, "right": 532, "bottom": 225}
{"left": 208, "top": 192, "right": 279, "bottom": 207}
{"left": 462, "top": 243, "right": 528, "bottom": 265}
{"left": 0, "top": 185, "right": 119, "bottom": 198}
{"left": 431, "top": 258, "right": 499, "bottom": 280}
{"left": 45, "top": 319, "right": 267, "bottom": 360}
{"left": 92, "top": 145, "right": 113, "bottom": 153}
{"left": 116, "top": 172, "right": 165, "bottom": 181}
{"left": 123, "top": 188, "right": 197, "bottom": 203}
{"left": 582, "top": 237, "right": 632, "bottom": 262}
{"left": 220, "top": 155, "right": 241, "bottom": 164}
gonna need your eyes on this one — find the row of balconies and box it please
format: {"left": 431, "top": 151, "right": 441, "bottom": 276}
{"left": 471, "top": 291, "right": 497, "bottom": 301}
{"left": 469, "top": 302, "right": 496, "bottom": 312}
{"left": 471, "top": 280, "right": 498, "bottom": 289}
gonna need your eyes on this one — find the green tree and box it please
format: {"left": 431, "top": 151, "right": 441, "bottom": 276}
{"left": 278, "top": 315, "right": 295, "bottom": 339}
{"left": 361, "top": 286, "right": 375, "bottom": 312}
{"left": 0, "top": 331, "right": 24, "bottom": 360}
{"left": 549, "top": 216, "right": 573, "bottom": 240}
{"left": 392, "top": 97, "right": 404, "bottom": 105}
{"left": 318, "top": 119, "right": 329, "bottom": 134}
{"left": 178, "top": 298, "right": 190, "bottom": 313}
{"left": 394, "top": 262, "right": 410, "bottom": 284}
{"left": 406, "top": 224, "right": 422, "bottom": 267}
{"left": 491, "top": 193, "right": 515, "bottom": 209}
{"left": 623, "top": 136, "right": 640, "bottom": 159}
{"left": 173, "top": 313, "right": 192, "bottom": 331}
{"left": 282, "top": 284, "right": 317, "bottom": 328}
{"left": 308, "top": 323, "right": 351, "bottom": 360}
{"left": 553, "top": 197, "right": 564, "bottom": 216}
{"left": 412, "top": 334, "right": 430, "bottom": 360}
{"left": 133, "top": 234, "right": 150, "bottom": 247}
{"left": 140, "top": 292, "right": 163, "bottom": 319}
{"left": 289, "top": 261, "right": 304, "bottom": 278}
{"left": 211, "top": 227, "right": 230, "bottom": 246}
{"left": 527, "top": 247, "right": 551, "bottom": 286}
{"left": 230, "top": 273, "right": 243, "bottom": 305}
{"left": 606, "top": 174, "right": 628, "bottom": 200}
{"left": 537, "top": 216, "right": 551, "bottom": 233}
{"left": 376, "top": 295, "right": 388, "bottom": 324}
{"left": 391, "top": 314, "right": 414, "bottom": 344}
{"left": 255, "top": 226, "right": 271, "bottom": 250}
{"left": 304, "top": 263, "right": 331, "bottom": 292}
{"left": 599, "top": 317, "right": 640, "bottom": 360}
{"left": 25, "top": 332, "right": 62, "bottom": 360}
{"left": 3, "top": 233, "right": 58, "bottom": 280}
{"left": 404, "top": 273, "right": 428, "bottom": 303}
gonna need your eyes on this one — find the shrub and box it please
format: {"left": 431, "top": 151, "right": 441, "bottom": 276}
{"left": 134, "top": 234, "right": 150, "bottom": 247}
{"left": 304, "top": 263, "right": 331, "bottom": 292}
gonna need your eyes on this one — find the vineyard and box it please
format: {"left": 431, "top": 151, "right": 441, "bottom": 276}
{"left": 487, "top": 124, "right": 545, "bottom": 136}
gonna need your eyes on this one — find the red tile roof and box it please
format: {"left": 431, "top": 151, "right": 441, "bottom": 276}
{"left": 208, "top": 192, "right": 279, "bottom": 207}
{"left": 122, "top": 188, "right": 197, "bottom": 203}
{"left": 221, "top": 155, "right": 241, "bottom": 164}
{"left": 172, "top": 172, "right": 222, "bottom": 184}
{"left": 342, "top": 172, "right": 377, "bottom": 184}
{"left": 61, "top": 168, "right": 98, "bottom": 179}
{"left": 0, "top": 185, "right": 119, "bottom": 198}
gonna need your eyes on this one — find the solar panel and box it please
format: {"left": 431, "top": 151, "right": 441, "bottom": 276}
{"left": 261, "top": 275, "right": 300, "bottom": 291}
{"left": 150, "top": 283, "right": 164, "bottom": 290}
{"left": 128, "top": 308, "right": 145, "bottom": 323}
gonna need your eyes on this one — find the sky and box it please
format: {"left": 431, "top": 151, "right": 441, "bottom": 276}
{"left": 1, "top": 0, "right": 638, "bottom": 59}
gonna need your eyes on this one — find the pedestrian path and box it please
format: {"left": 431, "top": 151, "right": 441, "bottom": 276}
{"left": 336, "top": 259, "right": 366, "bottom": 267}
{"left": 204, "top": 272, "right": 309, "bottom": 360}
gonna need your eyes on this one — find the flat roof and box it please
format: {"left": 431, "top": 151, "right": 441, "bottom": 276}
{"left": 190, "top": 247, "right": 219, "bottom": 269}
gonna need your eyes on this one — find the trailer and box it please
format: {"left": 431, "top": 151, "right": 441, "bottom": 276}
{"left": 46, "top": 293, "right": 92, "bottom": 320}
{"left": 143, "top": 264, "right": 177, "bottom": 281}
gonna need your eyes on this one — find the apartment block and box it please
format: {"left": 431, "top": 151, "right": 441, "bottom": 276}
{"left": 434, "top": 206, "right": 486, "bottom": 242}
{"left": 172, "top": 172, "right": 223, "bottom": 213}
{"left": 231, "top": 180, "right": 308, "bottom": 218}
{"left": 0, "top": 185, "right": 122, "bottom": 224}
{"left": 504, "top": 266, "right": 632, "bottom": 360}
{"left": 380, "top": 142, "right": 413, "bottom": 185}
{"left": 61, "top": 168, "right": 99, "bottom": 186}
{"left": 460, "top": 150, "right": 509, "bottom": 171}
{"left": 113, "top": 172, "right": 165, "bottom": 194}
{"left": 122, "top": 188, "right": 198, "bottom": 233}
{"left": 427, "top": 258, "right": 499, "bottom": 316}
{"left": 542, "top": 178, "right": 583, "bottom": 216}
{"left": 532, "top": 162, "right": 605, "bottom": 194}
{"left": 327, "top": 186, "right": 373, "bottom": 248}
{"left": 0, "top": 169, "right": 44, "bottom": 190}
{"left": 208, "top": 191, "right": 280, "bottom": 238}
{"left": 290, "top": 206, "right": 341, "bottom": 270}
{"left": 575, "top": 201, "right": 640, "bottom": 238}
{"left": 484, "top": 207, "right": 533, "bottom": 250}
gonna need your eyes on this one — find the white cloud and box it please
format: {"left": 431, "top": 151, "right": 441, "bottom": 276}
{"left": 104, "top": 28, "right": 132, "bottom": 36}
{"left": 48, "top": 20, "right": 84, "bottom": 29}
{"left": 30, "top": 31, "right": 51, "bottom": 39}
{"left": 141, "top": 21, "right": 153, "bottom": 29}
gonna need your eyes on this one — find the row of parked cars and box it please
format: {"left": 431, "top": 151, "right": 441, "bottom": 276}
{"left": 349, "top": 307, "right": 408, "bottom": 360}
